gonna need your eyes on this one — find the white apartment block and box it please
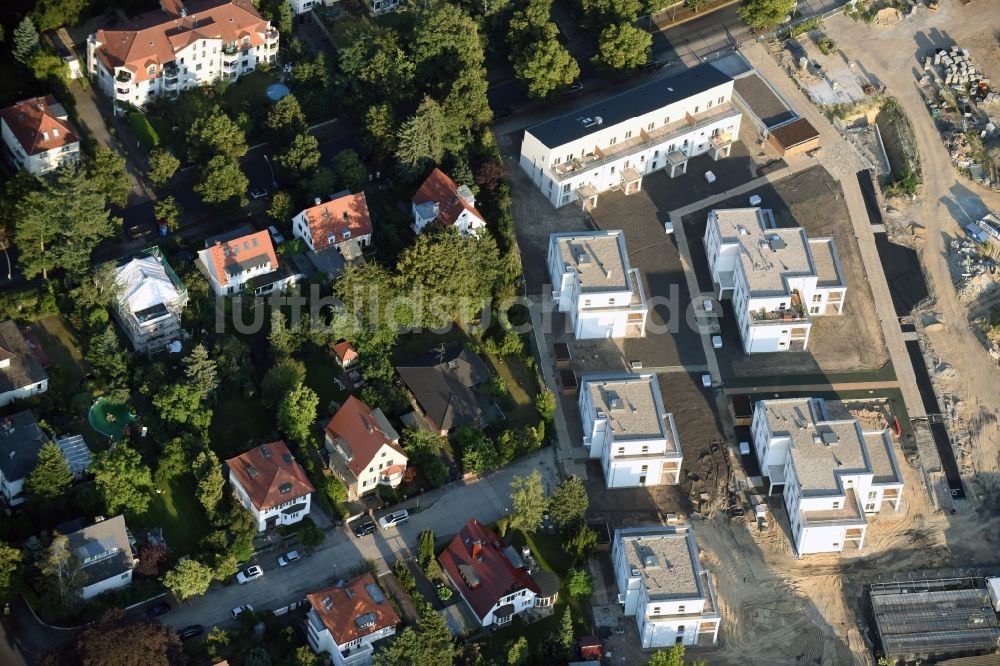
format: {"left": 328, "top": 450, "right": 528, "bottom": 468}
{"left": 613, "top": 524, "right": 720, "bottom": 648}
{"left": 751, "top": 398, "right": 904, "bottom": 556}
{"left": 0, "top": 95, "right": 80, "bottom": 177}
{"left": 306, "top": 573, "right": 399, "bottom": 666}
{"left": 548, "top": 231, "right": 648, "bottom": 340}
{"left": 704, "top": 208, "right": 846, "bottom": 354}
{"left": 87, "top": 0, "right": 279, "bottom": 111}
{"left": 579, "top": 373, "right": 682, "bottom": 488}
{"left": 520, "top": 63, "right": 741, "bottom": 209}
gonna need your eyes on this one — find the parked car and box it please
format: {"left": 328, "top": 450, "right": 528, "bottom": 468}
{"left": 268, "top": 225, "right": 285, "bottom": 244}
{"left": 236, "top": 565, "right": 264, "bottom": 584}
{"left": 231, "top": 604, "right": 253, "bottom": 620}
{"left": 278, "top": 550, "right": 301, "bottom": 567}
{"left": 178, "top": 625, "right": 204, "bottom": 640}
{"left": 352, "top": 519, "right": 377, "bottom": 538}
{"left": 147, "top": 601, "right": 171, "bottom": 618}
{"left": 569, "top": 80, "right": 584, "bottom": 92}
{"left": 378, "top": 510, "right": 409, "bottom": 530}
{"left": 639, "top": 59, "right": 662, "bottom": 71}
{"left": 126, "top": 222, "right": 154, "bottom": 240}
{"left": 250, "top": 186, "right": 268, "bottom": 200}
{"left": 492, "top": 106, "right": 512, "bottom": 121}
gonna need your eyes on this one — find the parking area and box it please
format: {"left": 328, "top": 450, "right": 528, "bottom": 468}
{"left": 681, "top": 165, "right": 890, "bottom": 380}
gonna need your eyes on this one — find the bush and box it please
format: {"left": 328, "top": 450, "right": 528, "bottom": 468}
{"left": 393, "top": 560, "right": 416, "bottom": 596}
{"left": 566, "top": 567, "right": 593, "bottom": 598}
{"left": 817, "top": 37, "right": 835, "bottom": 56}
{"left": 128, "top": 112, "right": 160, "bottom": 149}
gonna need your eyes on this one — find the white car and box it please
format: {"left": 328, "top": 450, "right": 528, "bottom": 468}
{"left": 236, "top": 565, "right": 263, "bottom": 584}
{"left": 250, "top": 187, "right": 268, "bottom": 200}
{"left": 703, "top": 299, "right": 714, "bottom": 313}
{"left": 712, "top": 335, "right": 723, "bottom": 349}
{"left": 705, "top": 171, "right": 717, "bottom": 184}
{"left": 378, "top": 510, "right": 409, "bottom": 530}
{"left": 278, "top": 550, "right": 300, "bottom": 567}
{"left": 701, "top": 374, "right": 713, "bottom": 388}
{"left": 231, "top": 604, "right": 253, "bottom": 620}
{"left": 268, "top": 225, "right": 285, "bottom": 244}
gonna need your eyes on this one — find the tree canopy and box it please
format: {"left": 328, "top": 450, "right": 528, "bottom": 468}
{"left": 508, "top": 470, "right": 547, "bottom": 534}
{"left": 0, "top": 541, "right": 21, "bottom": 600}
{"left": 513, "top": 40, "right": 580, "bottom": 99}
{"left": 647, "top": 644, "right": 707, "bottom": 666}
{"left": 373, "top": 602, "right": 458, "bottom": 666}
{"left": 594, "top": 23, "right": 652, "bottom": 71}
{"left": 549, "top": 476, "right": 589, "bottom": 527}
{"left": 88, "top": 147, "right": 131, "bottom": 208}
{"left": 738, "top": 0, "right": 795, "bottom": 30}
{"left": 332, "top": 149, "right": 368, "bottom": 193}
{"left": 275, "top": 132, "right": 321, "bottom": 178}
{"left": 75, "top": 609, "right": 184, "bottom": 666}
{"left": 147, "top": 149, "right": 180, "bottom": 188}
{"left": 31, "top": 0, "right": 90, "bottom": 32}
{"left": 195, "top": 156, "right": 248, "bottom": 207}
{"left": 187, "top": 108, "right": 248, "bottom": 163}
{"left": 163, "top": 559, "right": 213, "bottom": 601}
{"left": 278, "top": 382, "right": 319, "bottom": 446}
{"left": 92, "top": 443, "right": 153, "bottom": 517}
{"left": 265, "top": 94, "right": 307, "bottom": 143}
{"left": 12, "top": 17, "right": 39, "bottom": 65}
{"left": 26, "top": 441, "right": 74, "bottom": 500}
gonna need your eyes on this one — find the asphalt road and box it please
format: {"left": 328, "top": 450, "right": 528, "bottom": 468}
{"left": 160, "top": 449, "right": 560, "bottom": 631}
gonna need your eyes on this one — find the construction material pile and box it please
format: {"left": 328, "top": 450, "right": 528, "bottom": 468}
{"left": 924, "top": 45, "right": 997, "bottom": 105}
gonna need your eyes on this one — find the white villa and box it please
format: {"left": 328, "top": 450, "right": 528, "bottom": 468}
{"left": 306, "top": 573, "right": 400, "bottom": 666}
{"left": 578, "top": 373, "right": 683, "bottom": 488}
{"left": 0, "top": 95, "right": 80, "bottom": 176}
{"left": 751, "top": 397, "right": 905, "bottom": 555}
{"left": 520, "top": 63, "right": 741, "bottom": 209}
{"left": 324, "top": 395, "right": 408, "bottom": 500}
{"left": 547, "top": 231, "right": 648, "bottom": 340}
{"left": 704, "top": 208, "right": 846, "bottom": 354}
{"left": 197, "top": 227, "right": 289, "bottom": 296}
{"left": 613, "top": 524, "right": 720, "bottom": 648}
{"left": 111, "top": 247, "right": 187, "bottom": 354}
{"left": 87, "top": 0, "right": 278, "bottom": 111}
{"left": 225, "top": 441, "right": 315, "bottom": 532}
{"left": 411, "top": 168, "right": 486, "bottom": 237}
{"left": 65, "top": 515, "right": 136, "bottom": 600}
{"left": 0, "top": 320, "right": 49, "bottom": 407}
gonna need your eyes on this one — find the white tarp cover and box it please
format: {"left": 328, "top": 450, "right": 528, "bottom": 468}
{"left": 115, "top": 256, "right": 179, "bottom": 314}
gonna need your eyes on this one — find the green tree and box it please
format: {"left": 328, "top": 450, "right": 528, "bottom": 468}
{"left": 14, "top": 164, "right": 114, "bottom": 280}
{"left": 305, "top": 168, "right": 337, "bottom": 202}
{"left": 294, "top": 645, "right": 319, "bottom": 666}
{"left": 163, "top": 558, "right": 213, "bottom": 601}
{"left": 26, "top": 441, "right": 73, "bottom": 500}
{"left": 195, "top": 156, "right": 248, "bottom": 207}
{"left": 506, "top": 636, "right": 528, "bottom": 666}
{"left": 374, "top": 602, "right": 458, "bottom": 666}
{"left": 647, "top": 644, "right": 706, "bottom": 666}
{"left": 401, "top": 429, "right": 449, "bottom": 488}
{"left": 92, "top": 443, "right": 152, "bottom": 517}
{"left": 244, "top": 646, "right": 273, "bottom": 666}
{"left": 274, "top": 132, "right": 321, "bottom": 178}
{"left": 536, "top": 388, "right": 556, "bottom": 422}
{"left": 580, "top": 0, "right": 642, "bottom": 24}
{"left": 154, "top": 438, "right": 189, "bottom": 484}
{"left": 566, "top": 567, "right": 593, "bottom": 597}
{"left": 147, "top": 148, "right": 180, "bottom": 188}
{"left": 265, "top": 94, "right": 307, "bottom": 143}
{"left": 188, "top": 108, "right": 248, "bottom": 162}
{"left": 267, "top": 189, "right": 293, "bottom": 224}
{"left": 86, "top": 326, "right": 128, "bottom": 388}
{"left": 338, "top": 29, "right": 416, "bottom": 106}
{"left": 549, "top": 476, "right": 588, "bottom": 528}
{"left": 364, "top": 103, "right": 397, "bottom": 159}
{"left": 153, "top": 382, "right": 213, "bottom": 432}
{"left": 332, "top": 149, "right": 368, "bottom": 193}
{"left": 564, "top": 523, "right": 598, "bottom": 560}
{"left": 261, "top": 356, "right": 307, "bottom": 409}
{"left": 278, "top": 382, "right": 319, "bottom": 445}
{"left": 193, "top": 450, "right": 225, "bottom": 516}
{"left": 31, "top": 0, "right": 89, "bottom": 32}
{"left": 684, "top": 0, "right": 707, "bottom": 11}
{"left": 513, "top": 39, "right": 580, "bottom": 99}
{"left": 594, "top": 23, "right": 652, "bottom": 71}
{"left": 268, "top": 310, "right": 300, "bottom": 357}
{"left": 417, "top": 529, "right": 436, "bottom": 571}
{"left": 557, "top": 606, "right": 574, "bottom": 655}
{"left": 738, "top": 0, "right": 796, "bottom": 30}
{"left": 27, "top": 51, "right": 69, "bottom": 83}
{"left": 411, "top": 2, "right": 485, "bottom": 84}
{"left": 184, "top": 343, "right": 219, "bottom": 401}
{"left": 76, "top": 609, "right": 183, "bottom": 666}
{"left": 396, "top": 96, "right": 450, "bottom": 173}
{"left": 457, "top": 426, "right": 499, "bottom": 476}
{"left": 153, "top": 195, "right": 182, "bottom": 231}
{"left": 12, "top": 17, "right": 39, "bottom": 65}
{"left": 40, "top": 533, "right": 82, "bottom": 603}
{"left": 88, "top": 146, "right": 131, "bottom": 208}
{"left": 0, "top": 541, "right": 21, "bottom": 600}
{"left": 509, "top": 470, "right": 547, "bottom": 534}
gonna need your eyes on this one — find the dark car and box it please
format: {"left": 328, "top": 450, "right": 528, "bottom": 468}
{"left": 126, "top": 222, "right": 154, "bottom": 240}
{"left": 178, "top": 625, "right": 204, "bottom": 640}
{"left": 492, "top": 106, "right": 512, "bottom": 121}
{"left": 147, "top": 601, "right": 171, "bottom": 618}
{"left": 639, "top": 59, "right": 662, "bottom": 71}
{"left": 785, "top": 39, "right": 807, "bottom": 62}
{"left": 352, "top": 519, "right": 376, "bottom": 538}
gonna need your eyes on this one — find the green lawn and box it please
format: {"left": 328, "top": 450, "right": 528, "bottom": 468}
{"left": 135, "top": 475, "right": 211, "bottom": 557}
{"left": 128, "top": 111, "right": 160, "bottom": 149}
{"left": 35, "top": 316, "right": 85, "bottom": 383}
{"left": 221, "top": 70, "right": 278, "bottom": 119}
{"left": 483, "top": 349, "right": 540, "bottom": 429}
{"left": 300, "top": 344, "right": 350, "bottom": 412}
{"left": 209, "top": 394, "right": 275, "bottom": 459}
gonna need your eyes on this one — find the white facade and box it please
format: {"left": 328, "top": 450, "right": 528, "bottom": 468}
{"left": 0, "top": 378, "right": 48, "bottom": 408}
{"left": 548, "top": 231, "right": 648, "bottom": 339}
{"left": 412, "top": 204, "right": 484, "bottom": 237}
{"left": 0, "top": 476, "right": 25, "bottom": 507}
{"left": 751, "top": 398, "right": 904, "bottom": 555}
{"left": 704, "top": 208, "right": 847, "bottom": 354}
{"left": 307, "top": 617, "right": 393, "bottom": 666}
{"left": 1, "top": 118, "right": 79, "bottom": 176}
{"left": 579, "top": 373, "right": 683, "bottom": 488}
{"left": 81, "top": 568, "right": 133, "bottom": 600}
{"left": 366, "top": 0, "right": 401, "bottom": 15}
{"left": 520, "top": 63, "right": 741, "bottom": 209}
{"left": 230, "top": 473, "right": 312, "bottom": 532}
{"left": 613, "top": 525, "right": 720, "bottom": 648}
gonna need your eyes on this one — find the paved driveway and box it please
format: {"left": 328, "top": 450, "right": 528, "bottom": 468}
{"left": 163, "top": 449, "right": 559, "bottom": 630}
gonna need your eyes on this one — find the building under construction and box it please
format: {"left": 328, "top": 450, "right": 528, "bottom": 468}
{"left": 870, "top": 574, "right": 1000, "bottom": 663}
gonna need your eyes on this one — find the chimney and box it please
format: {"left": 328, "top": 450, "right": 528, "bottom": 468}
{"left": 160, "top": 0, "right": 185, "bottom": 16}
{"left": 314, "top": 197, "right": 322, "bottom": 206}
{"left": 471, "top": 539, "right": 483, "bottom": 561}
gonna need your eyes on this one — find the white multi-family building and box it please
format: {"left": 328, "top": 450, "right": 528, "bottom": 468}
{"left": 751, "top": 397, "right": 905, "bottom": 555}
{"left": 411, "top": 168, "right": 486, "bottom": 237}
{"left": 520, "top": 63, "right": 741, "bottom": 209}
{"left": 306, "top": 573, "right": 400, "bottom": 666}
{"left": 704, "top": 207, "right": 847, "bottom": 354}
{"left": 65, "top": 515, "right": 136, "bottom": 600}
{"left": 197, "top": 227, "right": 291, "bottom": 296}
{"left": 0, "top": 95, "right": 80, "bottom": 176}
{"left": 579, "top": 373, "right": 683, "bottom": 488}
{"left": 548, "top": 231, "right": 648, "bottom": 339}
{"left": 225, "top": 441, "right": 315, "bottom": 532}
{"left": 111, "top": 247, "right": 188, "bottom": 354}
{"left": 87, "top": 0, "right": 279, "bottom": 111}
{"left": 613, "top": 524, "right": 720, "bottom": 648}
{"left": 324, "top": 395, "right": 408, "bottom": 500}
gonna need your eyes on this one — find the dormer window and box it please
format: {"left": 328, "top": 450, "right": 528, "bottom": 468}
{"left": 342, "top": 229, "right": 351, "bottom": 240}
{"left": 147, "top": 65, "right": 156, "bottom": 76}
{"left": 52, "top": 129, "right": 59, "bottom": 137}
{"left": 279, "top": 482, "right": 292, "bottom": 495}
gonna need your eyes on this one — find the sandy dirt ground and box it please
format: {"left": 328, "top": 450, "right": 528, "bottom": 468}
{"left": 824, "top": 2, "right": 1000, "bottom": 504}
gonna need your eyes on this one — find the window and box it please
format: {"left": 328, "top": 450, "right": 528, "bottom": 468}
{"left": 584, "top": 299, "right": 591, "bottom": 307}
{"left": 617, "top": 447, "right": 625, "bottom": 455}
{"left": 609, "top": 298, "right": 616, "bottom": 305}
{"left": 610, "top": 166, "right": 615, "bottom": 174}
{"left": 640, "top": 465, "right": 648, "bottom": 472}
{"left": 832, "top": 501, "right": 841, "bottom": 509}
{"left": 196, "top": 63, "right": 202, "bottom": 71}
{"left": 865, "top": 503, "right": 876, "bottom": 512}
{"left": 609, "top": 137, "right": 617, "bottom": 146}
{"left": 868, "top": 491, "right": 877, "bottom": 499}
{"left": 664, "top": 116, "right": 670, "bottom": 124}
{"left": 810, "top": 307, "right": 819, "bottom": 314}
{"left": 625, "top": 131, "right": 632, "bottom": 139}
{"left": 693, "top": 106, "right": 699, "bottom": 113}
{"left": 563, "top": 183, "right": 571, "bottom": 193}
{"left": 812, "top": 294, "right": 822, "bottom": 302}
{"left": 718, "top": 96, "right": 725, "bottom": 104}
{"left": 707, "top": 100, "right": 713, "bottom": 108}
{"left": 641, "top": 445, "right": 648, "bottom": 453}
{"left": 675, "top": 627, "right": 685, "bottom": 644}
{"left": 647, "top": 122, "right": 654, "bottom": 130}
{"left": 553, "top": 156, "right": 562, "bottom": 165}
{"left": 678, "top": 605, "right": 685, "bottom": 613}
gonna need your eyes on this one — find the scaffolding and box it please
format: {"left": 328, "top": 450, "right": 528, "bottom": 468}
{"left": 870, "top": 573, "right": 1000, "bottom": 662}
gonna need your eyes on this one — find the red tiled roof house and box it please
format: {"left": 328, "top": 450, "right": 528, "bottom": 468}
{"left": 86, "top": 0, "right": 279, "bottom": 110}
{"left": 332, "top": 341, "right": 358, "bottom": 368}
{"left": 292, "top": 191, "right": 373, "bottom": 263}
{"left": 196, "top": 228, "right": 283, "bottom": 296}
{"left": 439, "top": 519, "right": 542, "bottom": 627}
{"left": 411, "top": 168, "right": 486, "bottom": 237}
{"left": 0, "top": 95, "right": 80, "bottom": 176}
{"left": 225, "top": 441, "right": 314, "bottom": 531}
{"left": 305, "top": 573, "right": 399, "bottom": 665}
{"left": 324, "top": 396, "right": 407, "bottom": 500}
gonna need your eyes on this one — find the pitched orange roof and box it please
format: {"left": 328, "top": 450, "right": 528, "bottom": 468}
{"left": 332, "top": 341, "right": 358, "bottom": 365}
{"left": 299, "top": 192, "right": 373, "bottom": 252}
{"left": 205, "top": 229, "right": 277, "bottom": 287}
{"left": 93, "top": 0, "right": 270, "bottom": 84}
{"left": 324, "top": 396, "right": 403, "bottom": 477}
{"left": 307, "top": 573, "right": 400, "bottom": 647}
{"left": 225, "top": 441, "right": 314, "bottom": 510}
{"left": 412, "top": 168, "right": 485, "bottom": 229}
{"left": 0, "top": 96, "right": 79, "bottom": 156}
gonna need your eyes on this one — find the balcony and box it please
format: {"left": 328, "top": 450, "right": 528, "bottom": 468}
{"left": 749, "top": 306, "right": 808, "bottom": 324}
{"left": 265, "top": 28, "right": 279, "bottom": 42}
{"left": 801, "top": 489, "right": 867, "bottom": 528}
{"left": 548, "top": 103, "right": 740, "bottom": 182}
{"left": 115, "top": 86, "right": 130, "bottom": 96}
{"left": 115, "top": 70, "right": 132, "bottom": 83}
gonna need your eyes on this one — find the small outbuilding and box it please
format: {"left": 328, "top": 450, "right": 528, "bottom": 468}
{"left": 768, "top": 117, "right": 821, "bottom": 157}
